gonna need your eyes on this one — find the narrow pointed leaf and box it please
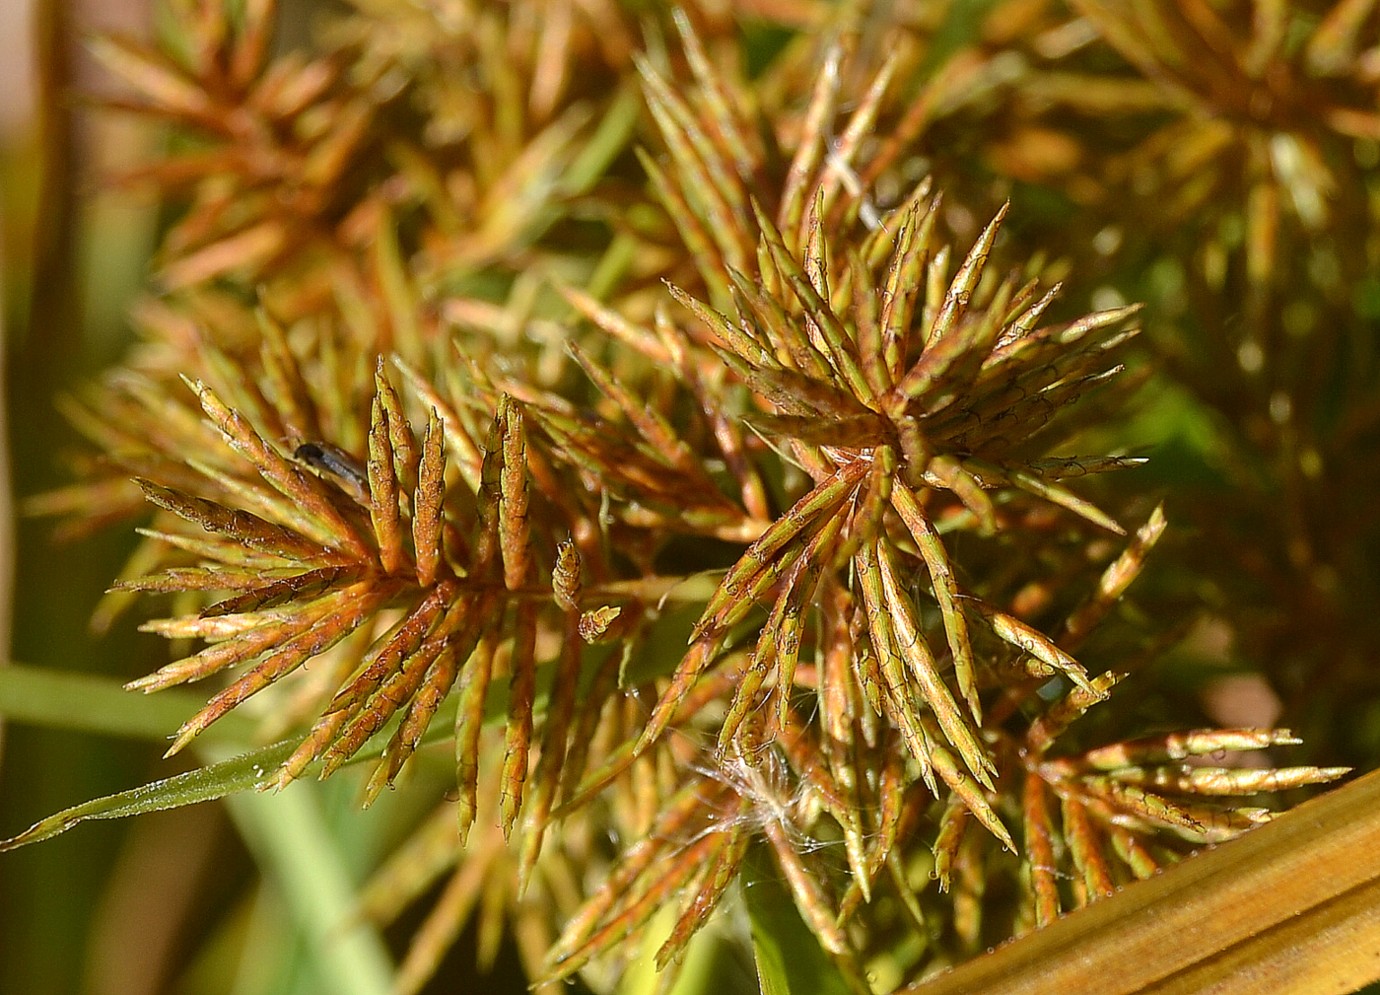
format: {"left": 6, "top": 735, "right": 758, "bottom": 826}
{"left": 0, "top": 739, "right": 297, "bottom": 852}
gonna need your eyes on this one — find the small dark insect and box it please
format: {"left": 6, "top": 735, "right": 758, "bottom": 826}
{"left": 294, "top": 441, "right": 370, "bottom": 503}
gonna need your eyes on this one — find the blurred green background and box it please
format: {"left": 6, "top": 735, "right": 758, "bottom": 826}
{"left": 4, "top": 2, "right": 160, "bottom": 992}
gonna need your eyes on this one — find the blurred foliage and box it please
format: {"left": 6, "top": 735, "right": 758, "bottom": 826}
{"left": 4, "top": 1, "right": 1379, "bottom": 993}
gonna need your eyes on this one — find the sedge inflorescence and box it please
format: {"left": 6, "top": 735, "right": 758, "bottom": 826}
{"left": 30, "top": 1, "right": 1372, "bottom": 991}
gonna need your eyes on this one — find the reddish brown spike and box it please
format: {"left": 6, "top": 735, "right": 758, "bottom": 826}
{"left": 547, "top": 833, "right": 719, "bottom": 981}
{"left": 1061, "top": 796, "right": 1116, "bottom": 904}
{"left": 854, "top": 539, "right": 935, "bottom": 792}
{"left": 497, "top": 397, "right": 533, "bottom": 594}
{"left": 637, "top": 57, "right": 751, "bottom": 270}
{"left": 875, "top": 540, "right": 995, "bottom": 787}
{"left": 113, "top": 565, "right": 273, "bottom": 595}
{"left": 499, "top": 602, "right": 540, "bottom": 837}
{"left": 413, "top": 410, "right": 447, "bottom": 588}
{"left": 761, "top": 820, "right": 851, "bottom": 956}
{"left": 364, "top": 610, "right": 489, "bottom": 803}
{"left": 188, "top": 379, "right": 373, "bottom": 557}
{"left": 326, "top": 582, "right": 455, "bottom": 717}
{"left": 929, "top": 202, "right": 1008, "bottom": 346}
{"left": 272, "top": 706, "right": 353, "bottom": 791}
{"left": 375, "top": 355, "right": 420, "bottom": 494}
{"left": 692, "top": 460, "right": 867, "bottom": 642}
{"left": 127, "top": 584, "right": 358, "bottom": 692}
{"left": 566, "top": 340, "right": 709, "bottom": 479}
{"left": 557, "top": 647, "right": 621, "bottom": 805}
{"left": 932, "top": 796, "right": 971, "bottom": 893}
{"left": 1110, "top": 763, "right": 1351, "bottom": 796}
{"left": 923, "top": 715, "right": 1014, "bottom": 852}
{"left": 559, "top": 284, "right": 672, "bottom": 364}
{"left": 199, "top": 565, "right": 363, "bottom": 617}
{"left": 890, "top": 479, "right": 980, "bottom": 723}
{"left": 751, "top": 199, "right": 875, "bottom": 405}
{"left": 1079, "top": 727, "right": 1307, "bottom": 769}
{"left": 778, "top": 40, "right": 842, "bottom": 236}
{"left": 981, "top": 603, "right": 1098, "bottom": 696}
{"left": 454, "top": 634, "right": 498, "bottom": 846}
{"left": 638, "top": 149, "right": 732, "bottom": 305}
{"left": 325, "top": 631, "right": 444, "bottom": 780}
{"left": 655, "top": 819, "right": 749, "bottom": 969}
{"left": 472, "top": 404, "right": 506, "bottom": 579}
{"left": 392, "top": 356, "right": 484, "bottom": 493}
{"left": 1027, "top": 673, "right": 1125, "bottom": 757}
{"left": 1022, "top": 774, "right": 1061, "bottom": 927}
{"left": 256, "top": 309, "right": 322, "bottom": 443}
{"left": 1062, "top": 504, "right": 1167, "bottom": 648}
{"left": 390, "top": 829, "right": 499, "bottom": 995}
{"left": 516, "top": 616, "right": 585, "bottom": 891}
{"left": 923, "top": 455, "right": 998, "bottom": 535}
{"left": 723, "top": 266, "right": 836, "bottom": 382}
{"left": 665, "top": 282, "right": 776, "bottom": 369}
{"left": 368, "top": 399, "right": 405, "bottom": 575}
{"left": 1109, "top": 825, "right": 1161, "bottom": 881}
{"left": 550, "top": 780, "right": 728, "bottom": 967}
{"left": 135, "top": 479, "right": 342, "bottom": 564}
{"left": 165, "top": 581, "right": 394, "bottom": 756}
{"left": 552, "top": 536, "right": 581, "bottom": 612}
{"left": 865, "top": 744, "right": 912, "bottom": 886}
{"left": 1070, "top": 777, "right": 1207, "bottom": 839}
{"left": 721, "top": 514, "right": 843, "bottom": 752}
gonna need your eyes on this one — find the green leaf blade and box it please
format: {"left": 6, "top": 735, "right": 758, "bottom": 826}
{"left": 0, "top": 738, "right": 295, "bottom": 852}
{"left": 742, "top": 845, "right": 857, "bottom": 995}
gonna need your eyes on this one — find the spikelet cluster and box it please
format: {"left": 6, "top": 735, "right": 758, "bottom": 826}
{"left": 24, "top": 1, "right": 1369, "bottom": 991}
